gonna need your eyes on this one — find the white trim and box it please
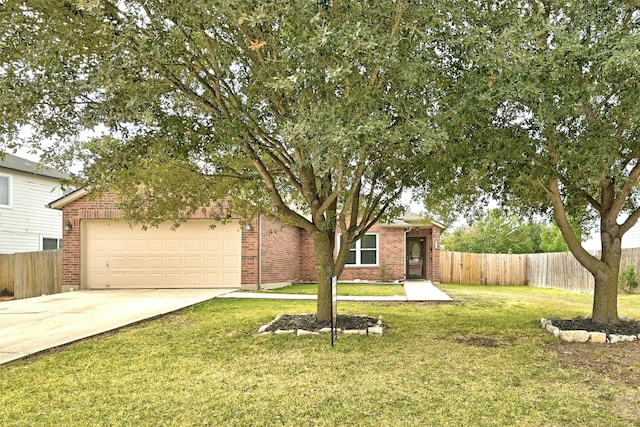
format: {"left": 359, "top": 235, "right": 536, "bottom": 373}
{"left": 0, "top": 173, "right": 12, "bottom": 208}
{"left": 47, "top": 187, "right": 89, "bottom": 210}
{"left": 339, "top": 233, "right": 379, "bottom": 267}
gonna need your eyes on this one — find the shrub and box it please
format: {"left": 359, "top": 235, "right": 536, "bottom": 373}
{"left": 619, "top": 266, "right": 638, "bottom": 293}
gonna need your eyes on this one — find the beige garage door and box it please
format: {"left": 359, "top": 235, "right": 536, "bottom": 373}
{"left": 83, "top": 220, "right": 241, "bottom": 289}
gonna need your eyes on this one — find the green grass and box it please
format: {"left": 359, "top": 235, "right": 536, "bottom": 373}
{"left": 2, "top": 285, "right": 640, "bottom": 426}
{"left": 260, "top": 282, "right": 405, "bottom": 296}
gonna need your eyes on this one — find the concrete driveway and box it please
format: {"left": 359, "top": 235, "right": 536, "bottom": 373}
{"left": 0, "top": 288, "right": 235, "bottom": 366}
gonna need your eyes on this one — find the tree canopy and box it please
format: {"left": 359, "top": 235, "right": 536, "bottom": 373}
{"left": 425, "top": 0, "right": 640, "bottom": 324}
{"left": 1, "top": 1, "right": 445, "bottom": 321}
{"left": 441, "top": 210, "right": 569, "bottom": 254}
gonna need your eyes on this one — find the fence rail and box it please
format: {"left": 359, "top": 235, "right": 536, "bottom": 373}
{"left": 441, "top": 248, "right": 640, "bottom": 293}
{"left": 0, "top": 250, "right": 62, "bottom": 299}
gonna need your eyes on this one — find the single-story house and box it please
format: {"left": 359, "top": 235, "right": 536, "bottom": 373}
{"left": 48, "top": 189, "right": 443, "bottom": 291}
{"left": 0, "top": 153, "right": 67, "bottom": 254}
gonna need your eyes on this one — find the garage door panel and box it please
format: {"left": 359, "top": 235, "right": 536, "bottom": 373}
{"left": 127, "top": 256, "right": 146, "bottom": 269}
{"left": 147, "top": 257, "right": 165, "bottom": 268}
{"left": 185, "top": 240, "right": 204, "bottom": 251}
{"left": 224, "top": 255, "right": 241, "bottom": 268}
{"left": 84, "top": 220, "right": 241, "bottom": 289}
{"left": 102, "top": 257, "right": 128, "bottom": 270}
{"left": 127, "top": 239, "right": 147, "bottom": 252}
{"left": 166, "top": 240, "right": 184, "bottom": 251}
{"left": 166, "top": 257, "right": 183, "bottom": 268}
{"left": 205, "top": 240, "right": 222, "bottom": 251}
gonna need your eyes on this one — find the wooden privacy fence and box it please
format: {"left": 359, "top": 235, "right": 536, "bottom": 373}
{"left": 0, "top": 250, "right": 62, "bottom": 299}
{"left": 441, "top": 248, "right": 640, "bottom": 293}
{"left": 440, "top": 251, "right": 528, "bottom": 285}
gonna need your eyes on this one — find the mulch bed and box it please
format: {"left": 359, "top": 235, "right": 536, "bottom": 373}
{"left": 264, "top": 314, "right": 381, "bottom": 332}
{"left": 552, "top": 318, "right": 640, "bottom": 336}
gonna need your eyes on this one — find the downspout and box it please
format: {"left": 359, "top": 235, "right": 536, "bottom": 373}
{"left": 258, "top": 214, "right": 262, "bottom": 290}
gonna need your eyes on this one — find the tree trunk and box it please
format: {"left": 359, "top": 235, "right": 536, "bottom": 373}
{"left": 592, "top": 226, "right": 622, "bottom": 324}
{"left": 313, "top": 231, "right": 336, "bottom": 322}
{"left": 592, "top": 269, "right": 620, "bottom": 324}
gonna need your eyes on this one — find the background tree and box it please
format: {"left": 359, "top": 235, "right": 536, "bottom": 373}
{"left": 441, "top": 209, "right": 568, "bottom": 254}
{"left": 0, "top": 1, "right": 444, "bottom": 321}
{"left": 425, "top": 1, "right": 640, "bottom": 324}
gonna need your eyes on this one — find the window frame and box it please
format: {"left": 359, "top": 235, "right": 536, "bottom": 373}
{"left": 339, "top": 233, "right": 379, "bottom": 267}
{"left": 0, "top": 173, "right": 11, "bottom": 208}
{"left": 42, "top": 237, "right": 62, "bottom": 251}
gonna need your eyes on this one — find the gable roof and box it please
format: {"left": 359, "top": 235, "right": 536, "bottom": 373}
{"left": 0, "top": 152, "right": 68, "bottom": 180}
{"left": 382, "top": 211, "right": 445, "bottom": 229}
{"left": 47, "top": 186, "right": 89, "bottom": 210}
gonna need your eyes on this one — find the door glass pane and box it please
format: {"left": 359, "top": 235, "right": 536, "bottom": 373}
{"left": 412, "top": 242, "right": 421, "bottom": 258}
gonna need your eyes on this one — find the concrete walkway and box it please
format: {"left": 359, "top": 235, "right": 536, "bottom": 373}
{"left": 219, "top": 280, "right": 453, "bottom": 302}
{"left": 0, "top": 288, "right": 234, "bottom": 366}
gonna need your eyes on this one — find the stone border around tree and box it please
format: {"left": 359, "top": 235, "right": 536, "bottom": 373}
{"left": 257, "top": 315, "right": 385, "bottom": 337}
{"left": 541, "top": 318, "right": 640, "bottom": 343}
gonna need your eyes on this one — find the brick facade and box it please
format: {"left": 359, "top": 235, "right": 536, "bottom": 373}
{"left": 55, "top": 190, "right": 442, "bottom": 289}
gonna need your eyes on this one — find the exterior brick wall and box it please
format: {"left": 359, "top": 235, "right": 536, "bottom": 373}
{"left": 241, "top": 217, "right": 259, "bottom": 286}
{"left": 431, "top": 226, "right": 442, "bottom": 283}
{"left": 338, "top": 225, "right": 405, "bottom": 282}
{"left": 298, "top": 229, "right": 317, "bottom": 282}
{"left": 61, "top": 192, "right": 122, "bottom": 288}
{"left": 58, "top": 189, "right": 443, "bottom": 288}
{"left": 258, "top": 216, "right": 300, "bottom": 285}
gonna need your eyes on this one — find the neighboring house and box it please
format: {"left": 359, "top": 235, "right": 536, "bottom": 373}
{"left": 0, "top": 153, "right": 67, "bottom": 254}
{"left": 47, "top": 189, "right": 443, "bottom": 291}
{"left": 582, "top": 220, "right": 640, "bottom": 251}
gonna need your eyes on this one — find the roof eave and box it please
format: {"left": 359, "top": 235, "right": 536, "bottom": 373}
{"left": 47, "top": 187, "right": 90, "bottom": 210}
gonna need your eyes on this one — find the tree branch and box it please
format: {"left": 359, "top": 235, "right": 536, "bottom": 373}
{"left": 547, "top": 178, "right": 607, "bottom": 273}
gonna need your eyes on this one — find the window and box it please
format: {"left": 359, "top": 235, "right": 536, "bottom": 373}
{"left": 341, "top": 233, "right": 378, "bottom": 266}
{"left": 42, "top": 238, "right": 62, "bottom": 250}
{"left": 0, "top": 174, "right": 10, "bottom": 207}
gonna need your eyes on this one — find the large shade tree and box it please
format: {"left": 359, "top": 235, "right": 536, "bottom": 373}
{"left": 426, "top": 1, "right": 640, "bottom": 324}
{"left": 441, "top": 209, "right": 569, "bottom": 254}
{"left": 1, "top": 1, "right": 444, "bottom": 321}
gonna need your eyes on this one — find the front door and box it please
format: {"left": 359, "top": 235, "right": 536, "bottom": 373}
{"left": 406, "top": 237, "right": 426, "bottom": 279}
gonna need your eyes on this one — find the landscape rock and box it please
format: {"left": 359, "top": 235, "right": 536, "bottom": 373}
{"left": 274, "top": 329, "right": 295, "bottom": 335}
{"left": 367, "top": 326, "right": 384, "bottom": 336}
{"left": 609, "top": 334, "right": 621, "bottom": 343}
{"left": 343, "top": 329, "right": 367, "bottom": 335}
{"left": 257, "top": 324, "right": 270, "bottom": 334}
{"left": 297, "top": 329, "right": 320, "bottom": 336}
{"left": 558, "top": 330, "right": 590, "bottom": 343}
{"left": 546, "top": 324, "right": 560, "bottom": 336}
{"left": 588, "top": 332, "right": 607, "bottom": 343}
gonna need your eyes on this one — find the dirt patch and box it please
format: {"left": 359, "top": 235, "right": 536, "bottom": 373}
{"left": 263, "top": 314, "right": 381, "bottom": 332}
{"left": 454, "top": 335, "right": 500, "bottom": 347}
{"left": 0, "top": 288, "right": 14, "bottom": 301}
{"left": 546, "top": 341, "right": 640, "bottom": 386}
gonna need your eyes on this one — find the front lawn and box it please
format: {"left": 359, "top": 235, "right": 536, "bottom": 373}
{"left": 2, "top": 285, "right": 640, "bottom": 426}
